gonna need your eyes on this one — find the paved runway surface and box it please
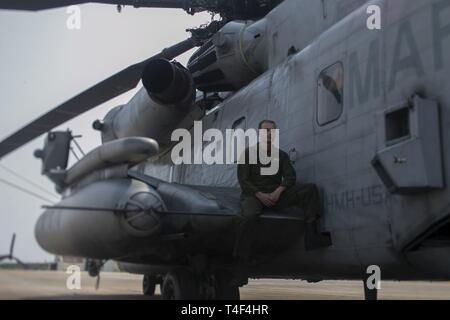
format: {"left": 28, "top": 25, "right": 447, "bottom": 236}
{"left": 0, "top": 270, "right": 449, "bottom": 300}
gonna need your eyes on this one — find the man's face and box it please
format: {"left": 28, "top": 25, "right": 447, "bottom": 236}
{"left": 260, "top": 122, "right": 276, "bottom": 145}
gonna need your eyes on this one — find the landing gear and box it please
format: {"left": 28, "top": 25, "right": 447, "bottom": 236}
{"left": 85, "top": 259, "right": 103, "bottom": 289}
{"left": 159, "top": 268, "right": 241, "bottom": 300}
{"left": 85, "top": 259, "right": 103, "bottom": 277}
{"left": 161, "top": 269, "right": 200, "bottom": 300}
{"left": 142, "top": 274, "right": 158, "bottom": 296}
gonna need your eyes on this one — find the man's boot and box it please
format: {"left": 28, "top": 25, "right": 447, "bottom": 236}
{"left": 304, "top": 220, "right": 332, "bottom": 251}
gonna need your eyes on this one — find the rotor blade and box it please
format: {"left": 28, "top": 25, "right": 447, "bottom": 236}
{"left": 0, "top": 37, "right": 198, "bottom": 159}
{"left": 9, "top": 233, "right": 16, "bottom": 258}
{"left": 0, "top": 1, "right": 187, "bottom": 11}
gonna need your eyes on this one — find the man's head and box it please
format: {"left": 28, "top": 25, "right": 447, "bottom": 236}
{"left": 258, "top": 120, "right": 277, "bottom": 147}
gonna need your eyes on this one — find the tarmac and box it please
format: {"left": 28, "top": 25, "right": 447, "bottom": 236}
{"left": 0, "top": 270, "right": 449, "bottom": 300}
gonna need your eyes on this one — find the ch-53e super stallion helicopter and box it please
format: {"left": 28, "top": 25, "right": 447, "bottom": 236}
{"left": 1, "top": 0, "right": 450, "bottom": 300}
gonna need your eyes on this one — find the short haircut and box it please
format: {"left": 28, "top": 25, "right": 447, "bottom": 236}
{"left": 258, "top": 119, "right": 277, "bottom": 129}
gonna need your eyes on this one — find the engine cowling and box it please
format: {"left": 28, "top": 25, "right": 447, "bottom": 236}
{"left": 188, "top": 19, "right": 268, "bottom": 92}
{"left": 99, "top": 59, "right": 197, "bottom": 145}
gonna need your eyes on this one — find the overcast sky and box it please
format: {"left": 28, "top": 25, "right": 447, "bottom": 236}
{"left": 0, "top": 4, "right": 210, "bottom": 262}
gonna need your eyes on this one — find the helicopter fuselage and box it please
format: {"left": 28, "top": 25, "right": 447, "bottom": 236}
{"left": 141, "top": 0, "right": 450, "bottom": 280}
{"left": 34, "top": 0, "right": 450, "bottom": 284}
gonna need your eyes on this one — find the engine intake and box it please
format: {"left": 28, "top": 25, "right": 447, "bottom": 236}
{"left": 100, "top": 59, "right": 197, "bottom": 145}
{"left": 142, "top": 59, "right": 194, "bottom": 104}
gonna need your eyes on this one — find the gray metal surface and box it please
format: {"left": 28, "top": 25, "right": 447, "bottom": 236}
{"left": 142, "top": 0, "right": 450, "bottom": 280}
{"left": 2, "top": 0, "right": 450, "bottom": 289}
{"left": 65, "top": 137, "right": 159, "bottom": 186}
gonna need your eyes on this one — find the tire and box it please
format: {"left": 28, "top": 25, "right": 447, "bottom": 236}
{"left": 142, "top": 274, "right": 157, "bottom": 296}
{"left": 161, "top": 269, "right": 199, "bottom": 300}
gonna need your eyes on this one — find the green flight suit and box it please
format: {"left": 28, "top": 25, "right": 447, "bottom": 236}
{"left": 234, "top": 144, "right": 322, "bottom": 260}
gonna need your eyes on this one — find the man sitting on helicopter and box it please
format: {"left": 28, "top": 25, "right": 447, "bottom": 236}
{"left": 234, "top": 119, "right": 331, "bottom": 263}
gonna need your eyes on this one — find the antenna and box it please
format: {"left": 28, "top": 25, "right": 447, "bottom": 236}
{"left": 9, "top": 233, "right": 16, "bottom": 259}
{"left": 0, "top": 233, "right": 27, "bottom": 269}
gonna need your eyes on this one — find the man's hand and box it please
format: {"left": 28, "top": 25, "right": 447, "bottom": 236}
{"left": 268, "top": 186, "right": 286, "bottom": 204}
{"left": 255, "top": 192, "right": 275, "bottom": 207}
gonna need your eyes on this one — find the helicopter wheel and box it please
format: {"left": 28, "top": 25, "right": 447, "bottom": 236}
{"left": 142, "top": 274, "right": 158, "bottom": 296}
{"left": 161, "top": 269, "right": 199, "bottom": 300}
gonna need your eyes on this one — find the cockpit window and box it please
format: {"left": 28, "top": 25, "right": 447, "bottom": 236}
{"left": 317, "top": 62, "right": 344, "bottom": 126}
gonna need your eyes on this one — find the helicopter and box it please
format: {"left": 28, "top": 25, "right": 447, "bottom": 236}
{"left": 1, "top": 0, "right": 450, "bottom": 300}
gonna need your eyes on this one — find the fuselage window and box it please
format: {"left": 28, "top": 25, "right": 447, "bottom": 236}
{"left": 317, "top": 62, "right": 344, "bottom": 126}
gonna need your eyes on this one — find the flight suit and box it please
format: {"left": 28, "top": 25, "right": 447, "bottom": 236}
{"left": 239, "top": 183, "right": 321, "bottom": 224}
{"left": 233, "top": 145, "right": 323, "bottom": 261}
